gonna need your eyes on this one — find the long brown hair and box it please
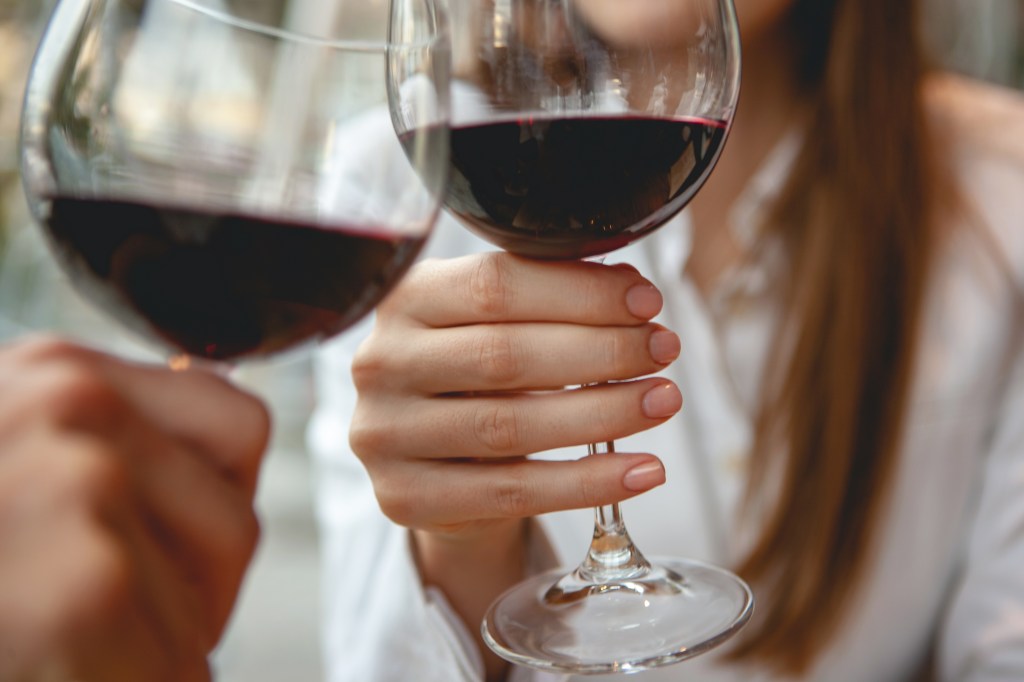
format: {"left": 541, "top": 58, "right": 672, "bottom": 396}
{"left": 728, "top": 0, "right": 949, "bottom": 673}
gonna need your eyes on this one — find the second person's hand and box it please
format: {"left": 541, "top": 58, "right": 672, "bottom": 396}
{"left": 0, "top": 337, "right": 271, "bottom": 682}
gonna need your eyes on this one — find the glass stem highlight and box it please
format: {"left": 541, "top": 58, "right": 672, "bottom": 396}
{"left": 580, "top": 439, "right": 651, "bottom": 582}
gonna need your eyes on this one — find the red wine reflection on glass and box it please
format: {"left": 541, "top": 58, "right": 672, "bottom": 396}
{"left": 398, "top": 0, "right": 748, "bottom": 675}
{"left": 20, "top": 0, "right": 449, "bottom": 364}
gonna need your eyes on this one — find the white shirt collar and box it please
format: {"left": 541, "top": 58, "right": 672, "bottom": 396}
{"left": 653, "top": 125, "right": 804, "bottom": 288}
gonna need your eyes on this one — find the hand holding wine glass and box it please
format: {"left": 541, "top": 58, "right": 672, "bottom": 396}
{"left": 404, "top": 0, "right": 747, "bottom": 674}
{"left": 0, "top": 335, "right": 270, "bottom": 682}
{"left": 12, "top": 0, "right": 447, "bottom": 676}
{"left": 348, "top": 252, "right": 683, "bottom": 679}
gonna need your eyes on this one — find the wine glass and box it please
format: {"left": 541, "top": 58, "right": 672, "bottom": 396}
{"left": 19, "top": 0, "right": 449, "bottom": 365}
{"left": 431, "top": 0, "right": 749, "bottom": 674}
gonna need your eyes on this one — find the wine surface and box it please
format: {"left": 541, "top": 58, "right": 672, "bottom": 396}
{"left": 446, "top": 115, "right": 727, "bottom": 259}
{"left": 44, "top": 196, "right": 426, "bottom": 360}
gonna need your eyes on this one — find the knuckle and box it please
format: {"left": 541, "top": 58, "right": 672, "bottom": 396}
{"left": 477, "top": 328, "right": 523, "bottom": 384}
{"left": 350, "top": 340, "right": 387, "bottom": 392}
{"left": 234, "top": 391, "right": 271, "bottom": 459}
{"left": 348, "top": 410, "right": 396, "bottom": 461}
{"left": 602, "top": 331, "right": 630, "bottom": 376}
{"left": 248, "top": 398, "right": 272, "bottom": 455}
{"left": 235, "top": 510, "right": 262, "bottom": 563}
{"left": 217, "top": 495, "right": 262, "bottom": 556}
{"left": 43, "top": 365, "right": 125, "bottom": 430}
{"left": 594, "top": 396, "right": 621, "bottom": 437}
{"left": 374, "top": 481, "right": 418, "bottom": 527}
{"left": 489, "top": 473, "right": 532, "bottom": 518}
{"left": 472, "top": 403, "right": 523, "bottom": 455}
{"left": 579, "top": 274, "right": 606, "bottom": 314}
{"left": 467, "top": 253, "right": 514, "bottom": 318}
{"left": 78, "top": 530, "right": 135, "bottom": 615}
{"left": 60, "top": 441, "right": 131, "bottom": 504}
{"left": 574, "top": 469, "right": 604, "bottom": 507}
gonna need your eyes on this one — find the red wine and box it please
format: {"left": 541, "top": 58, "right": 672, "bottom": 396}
{"left": 445, "top": 116, "right": 727, "bottom": 259}
{"left": 43, "top": 197, "right": 427, "bottom": 360}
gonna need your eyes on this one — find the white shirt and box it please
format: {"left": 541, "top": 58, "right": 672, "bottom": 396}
{"left": 308, "top": 75, "right": 1024, "bottom": 682}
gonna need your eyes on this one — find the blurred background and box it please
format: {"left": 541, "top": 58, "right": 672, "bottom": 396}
{"left": 0, "top": 1, "right": 1021, "bottom": 681}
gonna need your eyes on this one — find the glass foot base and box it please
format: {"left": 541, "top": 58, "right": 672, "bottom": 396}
{"left": 482, "top": 557, "right": 753, "bottom": 675}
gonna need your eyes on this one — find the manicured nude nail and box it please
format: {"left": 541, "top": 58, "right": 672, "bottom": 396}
{"left": 623, "top": 461, "right": 666, "bottom": 492}
{"left": 642, "top": 382, "right": 682, "bottom": 419}
{"left": 649, "top": 330, "right": 680, "bottom": 364}
{"left": 625, "top": 283, "right": 663, "bottom": 319}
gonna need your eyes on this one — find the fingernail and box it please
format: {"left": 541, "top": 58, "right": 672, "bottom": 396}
{"left": 626, "top": 283, "right": 663, "bottom": 319}
{"left": 642, "top": 382, "right": 682, "bottom": 419}
{"left": 622, "top": 461, "right": 666, "bottom": 492}
{"left": 649, "top": 330, "right": 680, "bottom": 364}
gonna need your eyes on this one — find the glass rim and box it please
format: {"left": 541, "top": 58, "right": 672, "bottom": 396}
{"left": 166, "top": 0, "right": 445, "bottom": 52}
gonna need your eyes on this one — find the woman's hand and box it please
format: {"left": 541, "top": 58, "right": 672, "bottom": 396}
{"left": 348, "top": 253, "right": 681, "bottom": 678}
{"left": 0, "top": 337, "right": 270, "bottom": 682}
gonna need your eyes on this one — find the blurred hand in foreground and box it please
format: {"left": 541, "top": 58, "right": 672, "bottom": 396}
{"left": 0, "top": 336, "right": 270, "bottom": 682}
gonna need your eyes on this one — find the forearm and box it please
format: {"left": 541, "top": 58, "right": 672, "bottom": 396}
{"left": 414, "top": 519, "right": 529, "bottom": 682}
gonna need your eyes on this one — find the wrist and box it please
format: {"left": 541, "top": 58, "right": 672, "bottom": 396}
{"left": 411, "top": 520, "right": 529, "bottom": 682}
{"left": 412, "top": 519, "right": 527, "bottom": 585}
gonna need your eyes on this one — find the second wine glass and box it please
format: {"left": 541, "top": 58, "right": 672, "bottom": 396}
{"left": 20, "top": 0, "right": 449, "bottom": 364}
{"left": 431, "top": 0, "right": 750, "bottom": 674}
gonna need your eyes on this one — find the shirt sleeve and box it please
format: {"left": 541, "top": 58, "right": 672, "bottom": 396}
{"left": 306, "top": 206, "right": 571, "bottom": 681}
{"left": 310, "top": 314, "right": 583, "bottom": 682}
{"left": 309, "top": 322, "right": 485, "bottom": 682}
{"left": 937, "top": 331, "right": 1024, "bottom": 681}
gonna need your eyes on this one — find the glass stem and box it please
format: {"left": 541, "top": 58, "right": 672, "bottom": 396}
{"left": 578, "top": 438, "right": 651, "bottom": 582}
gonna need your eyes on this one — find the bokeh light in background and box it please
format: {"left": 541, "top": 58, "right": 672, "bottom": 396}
{"left": 0, "top": 1, "right": 1020, "bottom": 681}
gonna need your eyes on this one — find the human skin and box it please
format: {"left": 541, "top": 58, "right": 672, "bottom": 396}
{"left": 349, "top": 1, "right": 802, "bottom": 679}
{"left": 0, "top": 337, "right": 270, "bottom": 682}
{"left": 349, "top": 255, "right": 680, "bottom": 679}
